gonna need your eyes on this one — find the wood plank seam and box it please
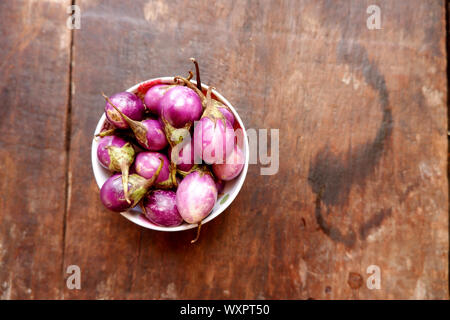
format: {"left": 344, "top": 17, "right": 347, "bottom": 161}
{"left": 61, "top": 0, "right": 76, "bottom": 299}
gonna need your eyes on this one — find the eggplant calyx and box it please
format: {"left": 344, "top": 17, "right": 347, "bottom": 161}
{"left": 102, "top": 93, "right": 151, "bottom": 149}
{"left": 95, "top": 128, "right": 116, "bottom": 138}
{"left": 201, "top": 86, "right": 228, "bottom": 128}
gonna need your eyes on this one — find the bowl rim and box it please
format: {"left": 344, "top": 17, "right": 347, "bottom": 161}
{"left": 91, "top": 77, "right": 249, "bottom": 232}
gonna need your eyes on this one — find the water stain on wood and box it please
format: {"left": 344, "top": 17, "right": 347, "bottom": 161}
{"left": 359, "top": 208, "right": 392, "bottom": 240}
{"left": 308, "top": 41, "right": 393, "bottom": 247}
{"left": 314, "top": 187, "right": 357, "bottom": 248}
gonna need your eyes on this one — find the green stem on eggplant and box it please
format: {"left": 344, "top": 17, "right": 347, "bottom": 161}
{"left": 95, "top": 128, "right": 117, "bottom": 138}
{"left": 190, "top": 58, "right": 202, "bottom": 91}
{"left": 186, "top": 70, "right": 194, "bottom": 81}
{"left": 191, "top": 221, "right": 202, "bottom": 244}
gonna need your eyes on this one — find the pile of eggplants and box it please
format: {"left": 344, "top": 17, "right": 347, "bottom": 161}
{"left": 96, "top": 59, "right": 244, "bottom": 243}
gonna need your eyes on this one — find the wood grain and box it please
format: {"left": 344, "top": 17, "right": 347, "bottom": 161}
{"left": 60, "top": 0, "right": 448, "bottom": 299}
{"left": 0, "top": 0, "right": 447, "bottom": 299}
{"left": 0, "top": 0, "right": 72, "bottom": 299}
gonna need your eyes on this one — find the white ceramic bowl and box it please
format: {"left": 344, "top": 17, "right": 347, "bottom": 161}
{"left": 91, "top": 77, "right": 249, "bottom": 231}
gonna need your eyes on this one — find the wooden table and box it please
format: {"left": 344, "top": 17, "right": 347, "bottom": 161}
{"left": 0, "top": 0, "right": 448, "bottom": 299}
